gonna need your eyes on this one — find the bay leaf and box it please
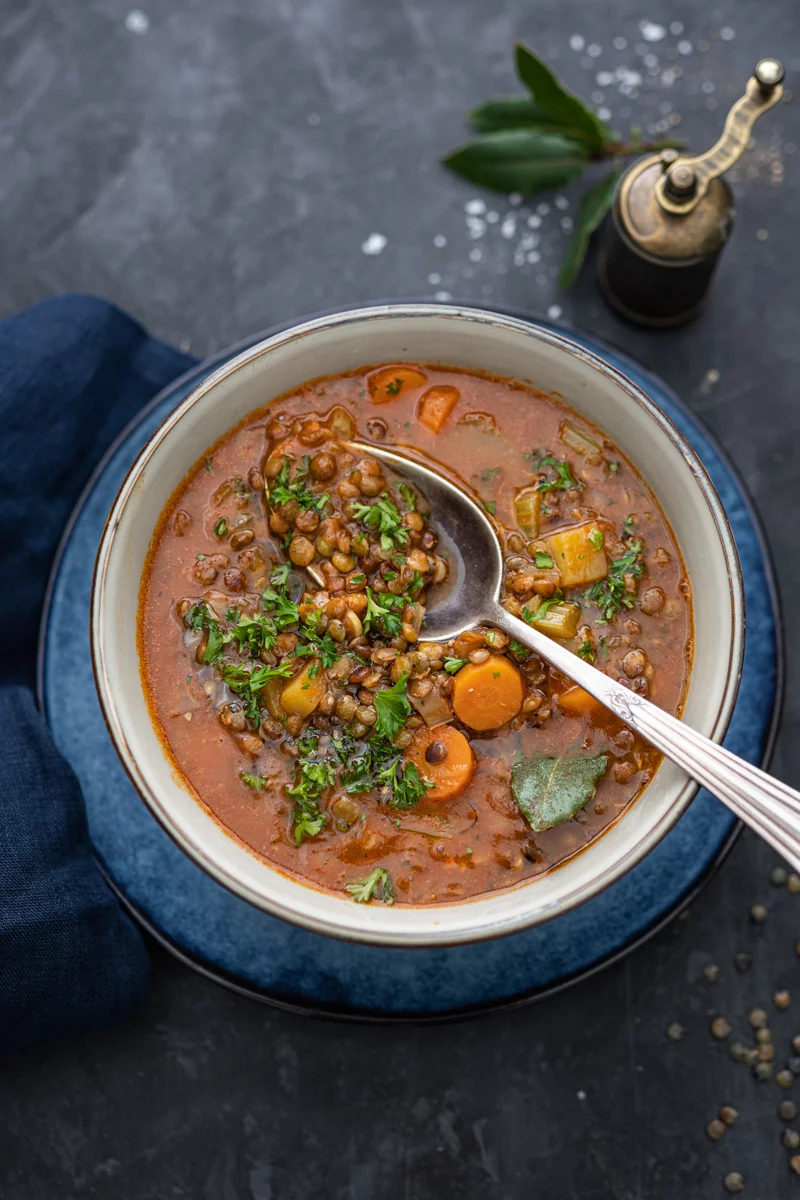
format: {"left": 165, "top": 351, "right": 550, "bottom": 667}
{"left": 512, "top": 752, "right": 608, "bottom": 832}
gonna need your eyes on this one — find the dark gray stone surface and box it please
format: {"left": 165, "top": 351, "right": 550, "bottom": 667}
{"left": 1, "top": 1, "right": 799, "bottom": 1196}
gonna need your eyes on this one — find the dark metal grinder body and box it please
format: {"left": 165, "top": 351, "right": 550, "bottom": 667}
{"left": 598, "top": 59, "right": 785, "bottom": 326}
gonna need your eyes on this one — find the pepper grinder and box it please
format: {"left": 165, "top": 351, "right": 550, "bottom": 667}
{"left": 597, "top": 59, "right": 784, "bottom": 326}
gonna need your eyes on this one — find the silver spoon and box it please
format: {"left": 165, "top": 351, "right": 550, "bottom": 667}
{"left": 349, "top": 439, "right": 799, "bottom": 871}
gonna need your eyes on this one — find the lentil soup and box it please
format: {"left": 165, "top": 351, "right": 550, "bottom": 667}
{"left": 140, "top": 364, "right": 692, "bottom": 907}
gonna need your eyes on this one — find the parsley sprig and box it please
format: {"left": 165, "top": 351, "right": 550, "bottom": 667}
{"left": 374, "top": 675, "right": 412, "bottom": 741}
{"left": 345, "top": 866, "right": 394, "bottom": 905}
{"left": 351, "top": 494, "right": 409, "bottom": 552}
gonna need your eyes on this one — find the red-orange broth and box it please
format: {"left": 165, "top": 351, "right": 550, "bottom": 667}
{"left": 140, "top": 364, "right": 692, "bottom": 906}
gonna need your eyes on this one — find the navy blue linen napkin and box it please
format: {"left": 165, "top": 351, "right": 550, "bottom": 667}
{"left": 0, "top": 294, "right": 196, "bottom": 1055}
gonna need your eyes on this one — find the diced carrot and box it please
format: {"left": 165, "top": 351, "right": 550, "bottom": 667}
{"left": 558, "top": 685, "right": 605, "bottom": 718}
{"left": 406, "top": 725, "right": 476, "bottom": 801}
{"left": 451, "top": 655, "right": 524, "bottom": 732}
{"left": 417, "top": 385, "right": 460, "bottom": 433}
{"left": 369, "top": 366, "right": 427, "bottom": 404}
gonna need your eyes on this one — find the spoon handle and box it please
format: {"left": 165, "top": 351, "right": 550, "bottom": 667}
{"left": 489, "top": 603, "right": 798, "bottom": 871}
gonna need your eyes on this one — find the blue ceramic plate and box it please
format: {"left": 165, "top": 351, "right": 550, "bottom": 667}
{"left": 38, "top": 308, "right": 782, "bottom": 1021}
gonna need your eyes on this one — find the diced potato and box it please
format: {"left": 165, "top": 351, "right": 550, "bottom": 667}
{"left": 558, "top": 685, "right": 604, "bottom": 717}
{"left": 280, "top": 659, "right": 326, "bottom": 717}
{"left": 529, "top": 602, "right": 581, "bottom": 639}
{"left": 418, "top": 385, "right": 460, "bottom": 433}
{"left": 546, "top": 523, "right": 607, "bottom": 589}
{"left": 263, "top": 676, "right": 286, "bottom": 722}
{"left": 514, "top": 487, "right": 541, "bottom": 539}
{"left": 559, "top": 419, "right": 599, "bottom": 457}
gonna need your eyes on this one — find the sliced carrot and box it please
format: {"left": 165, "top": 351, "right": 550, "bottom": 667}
{"left": 369, "top": 365, "right": 427, "bottom": 404}
{"left": 558, "top": 685, "right": 604, "bottom": 719}
{"left": 406, "top": 725, "right": 476, "bottom": 801}
{"left": 417, "top": 385, "right": 460, "bottom": 433}
{"left": 451, "top": 655, "right": 524, "bottom": 732}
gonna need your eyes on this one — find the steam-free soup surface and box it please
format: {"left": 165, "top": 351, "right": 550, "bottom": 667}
{"left": 141, "top": 365, "right": 691, "bottom": 906}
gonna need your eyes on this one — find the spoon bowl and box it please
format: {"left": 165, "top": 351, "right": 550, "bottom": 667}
{"left": 356, "top": 437, "right": 800, "bottom": 876}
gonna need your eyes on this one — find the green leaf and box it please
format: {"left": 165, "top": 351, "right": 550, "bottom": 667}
{"left": 514, "top": 43, "right": 608, "bottom": 149}
{"left": 558, "top": 169, "right": 620, "bottom": 289}
{"left": 444, "top": 130, "right": 588, "bottom": 196}
{"left": 512, "top": 752, "right": 608, "bottom": 832}
{"left": 345, "top": 866, "right": 394, "bottom": 905}
{"left": 374, "top": 675, "right": 412, "bottom": 741}
{"left": 469, "top": 95, "right": 571, "bottom": 134}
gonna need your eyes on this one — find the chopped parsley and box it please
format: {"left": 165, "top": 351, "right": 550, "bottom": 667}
{"left": 534, "top": 551, "right": 554, "bottom": 569}
{"left": 535, "top": 456, "right": 583, "bottom": 493}
{"left": 287, "top": 732, "right": 334, "bottom": 843}
{"left": 262, "top": 579, "right": 300, "bottom": 629}
{"left": 351, "top": 494, "right": 409, "bottom": 552}
{"left": 577, "top": 640, "right": 596, "bottom": 663}
{"left": 623, "top": 514, "right": 635, "bottom": 534}
{"left": 589, "top": 528, "right": 605, "bottom": 551}
{"left": 345, "top": 866, "right": 394, "bottom": 905}
{"left": 444, "top": 657, "right": 468, "bottom": 674}
{"left": 228, "top": 612, "right": 278, "bottom": 658}
{"left": 584, "top": 539, "right": 644, "bottom": 622}
{"left": 481, "top": 466, "right": 501, "bottom": 483}
{"left": 184, "top": 603, "right": 226, "bottom": 664}
{"left": 268, "top": 455, "right": 329, "bottom": 514}
{"left": 377, "top": 757, "right": 432, "bottom": 809}
{"left": 385, "top": 377, "right": 404, "bottom": 396}
{"left": 213, "top": 517, "right": 228, "bottom": 537}
{"left": 483, "top": 500, "right": 497, "bottom": 515}
{"left": 241, "top": 771, "right": 267, "bottom": 790}
{"left": 220, "top": 661, "right": 293, "bottom": 725}
{"left": 509, "top": 639, "right": 532, "bottom": 661}
{"left": 270, "top": 562, "right": 291, "bottom": 588}
{"left": 363, "top": 588, "right": 403, "bottom": 638}
{"left": 374, "top": 675, "right": 411, "bottom": 740}
{"left": 398, "top": 482, "right": 417, "bottom": 510}
{"left": 608, "top": 461, "right": 620, "bottom": 475}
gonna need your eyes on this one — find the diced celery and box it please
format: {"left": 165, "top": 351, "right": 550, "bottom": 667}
{"left": 559, "top": 419, "right": 599, "bottom": 457}
{"left": 514, "top": 487, "right": 541, "bottom": 539}
{"left": 530, "top": 602, "right": 581, "bottom": 639}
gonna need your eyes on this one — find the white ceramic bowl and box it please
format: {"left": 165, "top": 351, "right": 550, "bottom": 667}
{"left": 91, "top": 304, "right": 743, "bottom": 947}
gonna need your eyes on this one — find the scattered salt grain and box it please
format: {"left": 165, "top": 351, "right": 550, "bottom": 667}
{"left": 640, "top": 20, "right": 666, "bottom": 42}
{"left": 464, "top": 199, "right": 486, "bottom": 216}
{"left": 587, "top": 43, "right": 602, "bottom": 58}
{"left": 670, "top": 21, "right": 684, "bottom": 34}
{"left": 434, "top": 290, "right": 452, "bottom": 302}
{"left": 547, "top": 305, "right": 563, "bottom": 320}
{"left": 427, "top": 273, "right": 442, "bottom": 286}
{"left": 677, "top": 41, "right": 693, "bottom": 56}
{"left": 569, "top": 34, "right": 585, "bottom": 52}
{"left": 124, "top": 9, "right": 150, "bottom": 33}
{"left": 613, "top": 36, "right": 627, "bottom": 50}
{"left": 486, "top": 211, "right": 499, "bottom": 224}
{"left": 361, "top": 233, "right": 387, "bottom": 256}
{"left": 307, "top": 113, "right": 321, "bottom": 125}
{"left": 554, "top": 195, "right": 569, "bottom": 211}
{"left": 433, "top": 234, "right": 447, "bottom": 248}
{"left": 720, "top": 26, "right": 735, "bottom": 41}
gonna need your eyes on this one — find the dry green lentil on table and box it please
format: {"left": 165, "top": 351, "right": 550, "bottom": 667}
{"left": 140, "top": 363, "right": 692, "bottom": 905}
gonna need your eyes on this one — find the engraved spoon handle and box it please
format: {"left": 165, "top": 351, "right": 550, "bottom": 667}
{"left": 489, "top": 602, "right": 799, "bottom": 871}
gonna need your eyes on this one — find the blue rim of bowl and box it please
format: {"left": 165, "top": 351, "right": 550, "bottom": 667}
{"left": 36, "top": 302, "right": 783, "bottom": 1018}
